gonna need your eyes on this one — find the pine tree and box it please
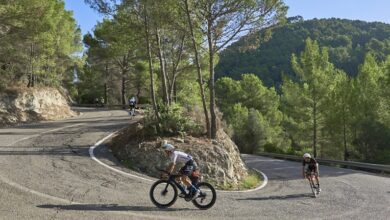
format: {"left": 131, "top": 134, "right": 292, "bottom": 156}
{"left": 283, "top": 38, "right": 336, "bottom": 158}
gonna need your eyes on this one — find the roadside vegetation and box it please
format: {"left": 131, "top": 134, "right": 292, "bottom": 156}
{"left": 216, "top": 38, "right": 390, "bottom": 164}
{"left": 1, "top": 0, "right": 388, "bottom": 165}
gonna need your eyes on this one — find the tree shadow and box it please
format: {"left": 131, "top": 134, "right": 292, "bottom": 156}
{"left": 236, "top": 193, "right": 312, "bottom": 201}
{"left": 0, "top": 145, "right": 90, "bottom": 156}
{"left": 37, "top": 204, "right": 191, "bottom": 212}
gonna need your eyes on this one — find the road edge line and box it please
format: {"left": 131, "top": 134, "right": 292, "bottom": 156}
{"left": 216, "top": 168, "right": 268, "bottom": 193}
{"left": 90, "top": 132, "right": 269, "bottom": 193}
{"left": 89, "top": 132, "right": 154, "bottom": 182}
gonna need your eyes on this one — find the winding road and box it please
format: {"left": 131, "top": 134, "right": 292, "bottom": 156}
{"left": 0, "top": 108, "right": 389, "bottom": 219}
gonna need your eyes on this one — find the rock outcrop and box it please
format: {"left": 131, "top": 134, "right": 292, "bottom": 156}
{"left": 0, "top": 87, "right": 76, "bottom": 126}
{"left": 110, "top": 125, "right": 249, "bottom": 188}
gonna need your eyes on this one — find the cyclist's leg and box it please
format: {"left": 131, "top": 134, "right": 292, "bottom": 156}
{"left": 305, "top": 169, "right": 311, "bottom": 181}
{"left": 179, "top": 163, "right": 192, "bottom": 187}
{"left": 131, "top": 105, "right": 136, "bottom": 115}
{"left": 316, "top": 164, "right": 320, "bottom": 181}
{"left": 314, "top": 169, "right": 320, "bottom": 190}
{"left": 180, "top": 161, "right": 199, "bottom": 197}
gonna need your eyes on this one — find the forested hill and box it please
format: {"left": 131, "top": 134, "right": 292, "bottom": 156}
{"left": 215, "top": 17, "right": 390, "bottom": 87}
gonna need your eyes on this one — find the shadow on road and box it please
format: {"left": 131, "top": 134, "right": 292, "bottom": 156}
{"left": 0, "top": 145, "right": 90, "bottom": 156}
{"left": 236, "top": 193, "right": 312, "bottom": 201}
{"left": 37, "top": 204, "right": 191, "bottom": 212}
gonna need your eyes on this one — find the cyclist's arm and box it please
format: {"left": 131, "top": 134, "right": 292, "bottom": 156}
{"left": 167, "top": 162, "right": 175, "bottom": 174}
{"left": 167, "top": 153, "right": 177, "bottom": 174}
{"left": 302, "top": 166, "right": 305, "bottom": 178}
{"left": 315, "top": 163, "right": 319, "bottom": 174}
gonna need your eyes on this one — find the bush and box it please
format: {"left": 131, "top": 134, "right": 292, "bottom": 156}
{"left": 143, "top": 103, "right": 203, "bottom": 136}
{"left": 137, "top": 96, "right": 150, "bottom": 104}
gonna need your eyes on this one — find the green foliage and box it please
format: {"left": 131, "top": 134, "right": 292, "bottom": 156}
{"left": 216, "top": 74, "right": 285, "bottom": 153}
{"left": 353, "top": 120, "right": 390, "bottom": 163}
{"left": 240, "top": 170, "right": 261, "bottom": 189}
{"left": 217, "top": 39, "right": 390, "bottom": 163}
{"left": 282, "top": 38, "right": 337, "bottom": 157}
{"left": 216, "top": 18, "right": 390, "bottom": 87}
{"left": 0, "top": 0, "right": 82, "bottom": 88}
{"left": 143, "top": 104, "right": 203, "bottom": 137}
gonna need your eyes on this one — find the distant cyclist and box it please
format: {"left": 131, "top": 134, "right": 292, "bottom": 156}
{"left": 128, "top": 96, "right": 136, "bottom": 115}
{"left": 162, "top": 143, "right": 200, "bottom": 200}
{"left": 302, "top": 153, "right": 321, "bottom": 192}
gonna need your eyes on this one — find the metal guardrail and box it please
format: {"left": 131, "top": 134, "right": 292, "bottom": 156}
{"left": 256, "top": 152, "right": 390, "bottom": 173}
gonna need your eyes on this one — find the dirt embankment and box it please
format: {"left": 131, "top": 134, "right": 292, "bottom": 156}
{"left": 0, "top": 87, "right": 76, "bottom": 126}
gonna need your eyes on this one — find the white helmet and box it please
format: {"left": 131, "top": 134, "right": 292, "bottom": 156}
{"left": 303, "top": 153, "right": 311, "bottom": 158}
{"left": 162, "top": 143, "right": 175, "bottom": 152}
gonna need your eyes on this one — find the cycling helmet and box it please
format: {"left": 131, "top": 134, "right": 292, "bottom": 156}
{"left": 163, "top": 143, "right": 175, "bottom": 152}
{"left": 303, "top": 153, "right": 311, "bottom": 158}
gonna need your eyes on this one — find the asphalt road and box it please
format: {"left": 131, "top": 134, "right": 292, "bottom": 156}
{"left": 0, "top": 108, "right": 389, "bottom": 220}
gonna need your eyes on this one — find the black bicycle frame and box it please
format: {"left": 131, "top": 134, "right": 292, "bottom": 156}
{"left": 165, "top": 175, "right": 187, "bottom": 194}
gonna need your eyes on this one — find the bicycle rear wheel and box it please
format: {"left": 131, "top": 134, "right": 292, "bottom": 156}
{"left": 150, "top": 180, "right": 178, "bottom": 208}
{"left": 192, "top": 182, "right": 217, "bottom": 210}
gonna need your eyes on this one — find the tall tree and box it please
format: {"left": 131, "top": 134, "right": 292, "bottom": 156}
{"left": 323, "top": 70, "right": 353, "bottom": 160}
{"left": 183, "top": 0, "right": 211, "bottom": 137}
{"left": 0, "top": 0, "right": 81, "bottom": 88}
{"left": 191, "top": 0, "right": 287, "bottom": 138}
{"left": 216, "top": 74, "right": 284, "bottom": 153}
{"left": 283, "top": 38, "right": 336, "bottom": 158}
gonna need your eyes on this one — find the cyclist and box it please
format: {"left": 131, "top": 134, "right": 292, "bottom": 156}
{"left": 302, "top": 153, "right": 321, "bottom": 192}
{"left": 162, "top": 143, "right": 200, "bottom": 200}
{"left": 128, "top": 96, "right": 136, "bottom": 115}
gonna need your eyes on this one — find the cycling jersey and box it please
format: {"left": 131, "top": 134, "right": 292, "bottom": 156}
{"left": 303, "top": 158, "right": 318, "bottom": 171}
{"left": 170, "top": 151, "right": 193, "bottom": 164}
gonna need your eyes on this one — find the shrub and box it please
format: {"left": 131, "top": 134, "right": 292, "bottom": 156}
{"left": 143, "top": 103, "right": 203, "bottom": 136}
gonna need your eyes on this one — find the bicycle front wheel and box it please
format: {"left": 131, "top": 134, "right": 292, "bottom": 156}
{"left": 309, "top": 179, "right": 317, "bottom": 198}
{"left": 149, "top": 180, "right": 178, "bottom": 208}
{"left": 192, "top": 182, "right": 217, "bottom": 210}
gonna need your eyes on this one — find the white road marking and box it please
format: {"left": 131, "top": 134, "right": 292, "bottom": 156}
{"left": 0, "top": 120, "right": 178, "bottom": 219}
{"left": 88, "top": 132, "right": 154, "bottom": 182}
{"left": 217, "top": 169, "right": 268, "bottom": 193}
{"left": 90, "top": 132, "right": 269, "bottom": 193}
{"left": 0, "top": 174, "right": 80, "bottom": 204}
{"left": 0, "top": 123, "right": 86, "bottom": 204}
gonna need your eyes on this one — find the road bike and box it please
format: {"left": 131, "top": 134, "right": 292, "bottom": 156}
{"left": 149, "top": 169, "right": 216, "bottom": 209}
{"left": 306, "top": 171, "right": 320, "bottom": 198}
{"left": 130, "top": 107, "right": 135, "bottom": 115}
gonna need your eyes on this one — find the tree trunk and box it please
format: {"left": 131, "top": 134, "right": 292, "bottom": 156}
{"left": 144, "top": 8, "right": 160, "bottom": 122}
{"left": 207, "top": 17, "right": 217, "bottom": 139}
{"left": 184, "top": 0, "right": 211, "bottom": 138}
{"left": 343, "top": 110, "right": 348, "bottom": 161}
{"left": 104, "top": 63, "right": 109, "bottom": 104}
{"left": 169, "top": 35, "right": 185, "bottom": 104}
{"left": 120, "top": 55, "right": 128, "bottom": 109}
{"left": 155, "top": 28, "right": 170, "bottom": 105}
{"left": 121, "top": 70, "right": 126, "bottom": 108}
{"left": 28, "top": 43, "right": 35, "bottom": 88}
{"left": 313, "top": 100, "right": 317, "bottom": 158}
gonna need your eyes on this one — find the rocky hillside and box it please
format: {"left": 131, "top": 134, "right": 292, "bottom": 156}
{"left": 0, "top": 87, "right": 76, "bottom": 126}
{"left": 109, "top": 124, "right": 249, "bottom": 188}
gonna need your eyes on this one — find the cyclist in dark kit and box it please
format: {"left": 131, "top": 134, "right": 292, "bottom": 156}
{"left": 302, "top": 153, "right": 321, "bottom": 192}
